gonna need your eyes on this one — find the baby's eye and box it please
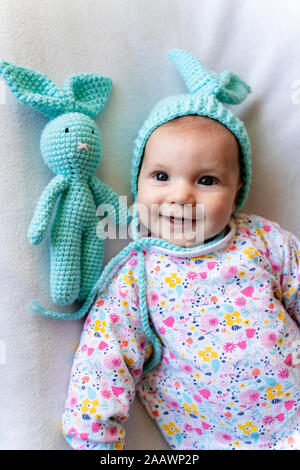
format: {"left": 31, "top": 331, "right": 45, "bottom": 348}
{"left": 65, "top": 128, "right": 69, "bottom": 133}
{"left": 198, "top": 176, "right": 218, "bottom": 186}
{"left": 154, "top": 172, "right": 169, "bottom": 182}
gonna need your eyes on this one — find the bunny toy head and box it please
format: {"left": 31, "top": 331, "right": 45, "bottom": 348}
{"left": 0, "top": 59, "right": 112, "bottom": 179}
{"left": 40, "top": 112, "right": 102, "bottom": 180}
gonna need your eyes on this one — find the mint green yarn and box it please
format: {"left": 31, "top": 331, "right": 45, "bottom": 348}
{"left": 0, "top": 59, "right": 129, "bottom": 305}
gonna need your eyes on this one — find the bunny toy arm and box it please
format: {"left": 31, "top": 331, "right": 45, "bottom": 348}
{"left": 28, "top": 175, "right": 70, "bottom": 245}
{"left": 89, "top": 175, "right": 130, "bottom": 226}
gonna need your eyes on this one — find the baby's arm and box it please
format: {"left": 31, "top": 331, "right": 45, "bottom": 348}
{"left": 280, "top": 230, "right": 300, "bottom": 327}
{"left": 62, "top": 258, "right": 153, "bottom": 450}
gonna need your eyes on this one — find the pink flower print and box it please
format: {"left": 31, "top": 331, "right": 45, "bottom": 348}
{"left": 128, "top": 257, "right": 138, "bottom": 266}
{"left": 147, "top": 291, "right": 159, "bottom": 306}
{"left": 270, "top": 260, "right": 281, "bottom": 274}
{"left": 193, "top": 394, "right": 202, "bottom": 403}
{"left": 260, "top": 331, "right": 277, "bottom": 349}
{"left": 67, "top": 393, "right": 78, "bottom": 407}
{"left": 263, "top": 416, "right": 275, "bottom": 425}
{"left": 165, "top": 396, "right": 180, "bottom": 410}
{"left": 220, "top": 265, "right": 238, "bottom": 280}
{"left": 158, "top": 326, "right": 166, "bottom": 335}
{"left": 239, "top": 389, "right": 260, "bottom": 405}
{"left": 223, "top": 342, "right": 236, "bottom": 353}
{"left": 201, "top": 421, "right": 210, "bottom": 430}
{"left": 263, "top": 224, "right": 271, "bottom": 232}
{"left": 98, "top": 341, "right": 108, "bottom": 351}
{"left": 110, "top": 313, "right": 120, "bottom": 323}
{"left": 194, "top": 428, "right": 203, "bottom": 435}
{"left": 200, "top": 314, "right": 219, "bottom": 330}
{"left": 138, "top": 337, "right": 147, "bottom": 350}
{"left": 207, "top": 261, "right": 217, "bottom": 270}
{"left": 235, "top": 296, "right": 247, "bottom": 307}
{"left": 101, "top": 389, "right": 112, "bottom": 399}
{"left": 187, "top": 271, "right": 198, "bottom": 280}
{"left": 278, "top": 368, "right": 289, "bottom": 379}
{"left": 199, "top": 389, "right": 211, "bottom": 400}
{"left": 178, "top": 362, "right": 193, "bottom": 374}
{"left": 68, "top": 427, "right": 79, "bottom": 438}
{"left": 215, "top": 431, "right": 232, "bottom": 444}
{"left": 112, "top": 386, "right": 124, "bottom": 398}
{"left": 79, "top": 433, "right": 89, "bottom": 441}
{"left": 199, "top": 272, "right": 207, "bottom": 279}
{"left": 241, "top": 286, "right": 254, "bottom": 297}
{"left": 184, "top": 423, "right": 193, "bottom": 432}
{"left": 246, "top": 328, "right": 256, "bottom": 339}
{"left": 163, "top": 316, "right": 175, "bottom": 328}
{"left": 284, "top": 354, "right": 293, "bottom": 367}
{"left": 284, "top": 400, "right": 295, "bottom": 411}
{"left": 103, "top": 353, "right": 123, "bottom": 369}
{"left": 92, "top": 422, "right": 102, "bottom": 433}
{"left": 105, "top": 426, "right": 119, "bottom": 442}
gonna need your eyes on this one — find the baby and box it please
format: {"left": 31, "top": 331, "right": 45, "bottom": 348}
{"left": 62, "top": 50, "right": 300, "bottom": 450}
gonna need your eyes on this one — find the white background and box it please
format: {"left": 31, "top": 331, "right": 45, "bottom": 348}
{"left": 0, "top": 0, "right": 300, "bottom": 450}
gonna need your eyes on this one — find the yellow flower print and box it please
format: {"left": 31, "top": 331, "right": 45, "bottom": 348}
{"left": 114, "top": 439, "right": 124, "bottom": 450}
{"left": 183, "top": 403, "right": 198, "bottom": 415}
{"left": 163, "top": 422, "right": 180, "bottom": 436}
{"left": 243, "top": 247, "right": 259, "bottom": 259}
{"left": 224, "top": 311, "right": 242, "bottom": 327}
{"left": 237, "top": 421, "right": 257, "bottom": 435}
{"left": 122, "top": 300, "right": 128, "bottom": 307}
{"left": 81, "top": 398, "right": 99, "bottom": 415}
{"left": 266, "top": 384, "right": 283, "bottom": 401}
{"left": 255, "top": 227, "right": 266, "bottom": 238}
{"left": 285, "top": 286, "right": 295, "bottom": 298}
{"left": 198, "top": 346, "right": 218, "bottom": 363}
{"left": 239, "top": 270, "right": 246, "bottom": 277}
{"left": 165, "top": 273, "right": 181, "bottom": 288}
{"left": 278, "top": 310, "right": 286, "bottom": 323}
{"left": 94, "top": 320, "right": 106, "bottom": 333}
{"left": 123, "top": 270, "right": 134, "bottom": 286}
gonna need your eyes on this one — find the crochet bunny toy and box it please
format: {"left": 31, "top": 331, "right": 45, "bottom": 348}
{"left": 0, "top": 59, "right": 129, "bottom": 306}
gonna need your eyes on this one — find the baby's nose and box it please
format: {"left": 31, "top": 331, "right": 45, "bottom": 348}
{"left": 171, "top": 181, "right": 197, "bottom": 205}
{"left": 77, "top": 142, "right": 89, "bottom": 151}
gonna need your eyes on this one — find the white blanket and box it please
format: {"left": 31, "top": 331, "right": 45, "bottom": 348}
{"left": 1, "top": 0, "right": 300, "bottom": 450}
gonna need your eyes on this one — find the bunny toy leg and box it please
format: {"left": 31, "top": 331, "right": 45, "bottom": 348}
{"left": 50, "top": 217, "right": 82, "bottom": 305}
{"left": 77, "top": 221, "right": 105, "bottom": 302}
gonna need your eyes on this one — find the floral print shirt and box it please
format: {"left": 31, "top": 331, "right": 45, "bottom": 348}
{"left": 62, "top": 213, "right": 300, "bottom": 450}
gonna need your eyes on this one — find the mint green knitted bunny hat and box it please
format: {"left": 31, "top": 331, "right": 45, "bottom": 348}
{"left": 131, "top": 49, "right": 251, "bottom": 217}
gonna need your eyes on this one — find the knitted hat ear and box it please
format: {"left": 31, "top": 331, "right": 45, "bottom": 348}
{"left": 216, "top": 70, "right": 251, "bottom": 105}
{"left": 0, "top": 59, "right": 67, "bottom": 118}
{"left": 166, "top": 49, "right": 251, "bottom": 105}
{"left": 62, "top": 74, "right": 112, "bottom": 117}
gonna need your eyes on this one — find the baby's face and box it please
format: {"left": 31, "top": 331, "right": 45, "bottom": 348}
{"left": 137, "top": 117, "right": 242, "bottom": 247}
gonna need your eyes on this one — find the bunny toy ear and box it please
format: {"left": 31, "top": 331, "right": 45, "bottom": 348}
{"left": 166, "top": 49, "right": 251, "bottom": 105}
{"left": 0, "top": 59, "right": 112, "bottom": 119}
{"left": 62, "top": 74, "right": 112, "bottom": 117}
{"left": 0, "top": 59, "right": 70, "bottom": 118}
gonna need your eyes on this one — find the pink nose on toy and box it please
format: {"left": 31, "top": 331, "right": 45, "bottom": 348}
{"left": 77, "top": 142, "right": 89, "bottom": 151}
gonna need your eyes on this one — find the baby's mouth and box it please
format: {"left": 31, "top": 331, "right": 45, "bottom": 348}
{"left": 160, "top": 214, "right": 197, "bottom": 225}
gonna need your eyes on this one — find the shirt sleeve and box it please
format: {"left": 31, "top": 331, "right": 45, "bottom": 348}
{"left": 279, "top": 229, "right": 300, "bottom": 327}
{"left": 62, "top": 255, "right": 153, "bottom": 450}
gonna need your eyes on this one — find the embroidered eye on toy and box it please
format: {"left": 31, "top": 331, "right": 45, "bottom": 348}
{"left": 0, "top": 59, "right": 129, "bottom": 307}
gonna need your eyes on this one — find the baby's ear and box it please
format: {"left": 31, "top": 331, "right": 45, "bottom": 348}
{"left": 0, "top": 59, "right": 65, "bottom": 118}
{"left": 63, "top": 74, "right": 112, "bottom": 117}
